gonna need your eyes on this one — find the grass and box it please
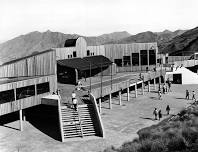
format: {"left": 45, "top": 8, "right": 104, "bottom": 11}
{"left": 104, "top": 104, "right": 198, "bottom": 152}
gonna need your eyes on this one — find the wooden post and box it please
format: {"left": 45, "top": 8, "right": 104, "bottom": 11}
{"left": 23, "top": 110, "right": 26, "bottom": 121}
{"left": 127, "top": 87, "right": 130, "bottom": 101}
{"left": 135, "top": 83, "right": 137, "bottom": 98}
{"left": 109, "top": 93, "right": 112, "bottom": 109}
{"left": 142, "top": 82, "right": 144, "bottom": 95}
{"left": 148, "top": 80, "right": 150, "bottom": 92}
{"left": 119, "top": 91, "right": 122, "bottom": 105}
{"left": 19, "top": 109, "right": 23, "bottom": 131}
{"left": 99, "top": 98, "right": 102, "bottom": 113}
{"left": 154, "top": 78, "right": 156, "bottom": 90}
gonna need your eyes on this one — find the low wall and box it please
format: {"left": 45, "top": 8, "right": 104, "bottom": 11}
{"left": 89, "top": 93, "right": 105, "bottom": 138}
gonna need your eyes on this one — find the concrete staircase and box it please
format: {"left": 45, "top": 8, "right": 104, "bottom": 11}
{"left": 60, "top": 103, "right": 99, "bottom": 140}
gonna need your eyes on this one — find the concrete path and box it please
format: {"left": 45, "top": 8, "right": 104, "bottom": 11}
{"left": 0, "top": 84, "right": 197, "bottom": 152}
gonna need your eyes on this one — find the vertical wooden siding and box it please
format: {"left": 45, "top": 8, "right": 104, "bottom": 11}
{"left": 0, "top": 50, "right": 56, "bottom": 78}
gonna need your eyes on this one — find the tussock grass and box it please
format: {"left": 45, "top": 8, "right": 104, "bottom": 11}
{"left": 104, "top": 104, "right": 198, "bottom": 152}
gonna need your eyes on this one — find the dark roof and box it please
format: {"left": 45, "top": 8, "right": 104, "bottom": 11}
{"left": 83, "top": 55, "right": 112, "bottom": 67}
{"left": 64, "top": 39, "right": 78, "bottom": 47}
{"left": 57, "top": 55, "right": 112, "bottom": 71}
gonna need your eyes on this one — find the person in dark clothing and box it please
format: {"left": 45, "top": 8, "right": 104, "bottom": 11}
{"left": 153, "top": 108, "right": 158, "bottom": 120}
{"left": 158, "top": 110, "right": 162, "bottom": 121}
{"left": 186, "top": 90, "right": 189, "bottom": 100}
{"left": 166, "top": 105, "right": 170, "bottom": 115}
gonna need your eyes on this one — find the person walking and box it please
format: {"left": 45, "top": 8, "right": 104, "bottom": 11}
{"left": 153, "top": 108, "right": 158, "bottom": 120}
{"left": 158, "top": 110, "right": 162, "bottom": 121}
{"left": 158, "top": 90, "right": 162, "bottom": 100}
{"left": 163, "top": 84, "right": 166, "bottom": 94}
{"left": 192, "top": 91, "right": 196, "bottom": 101}
{"left": 168, "top": 81, "right": 171, "bottom": 92}
{"left": 73, "top": 98, "right": 78, "bottom": 111}
{"left": 166, "top": 105, "right": 170, "bottom": 115}
{"left": 186, "top": 90, "right": 189, "bottom": 100}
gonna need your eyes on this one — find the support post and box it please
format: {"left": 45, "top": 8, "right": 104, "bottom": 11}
{"left": 19, "top": 109, "right": 23, "bottom": 131}
{"left": 142, "top": 82, "right": 144, "bottom": 95}
{"left": 135, "top": 83, "right": 137, "bottom": 98}
{"left": 109, "top": 93, "right": 112, "bottom": 109}
{"left": 148, "top": 80, "right": 150, "bottom": 92}
{"left": 119, "top": 91, "right": 122, "bottom": 105}
{"left": 23, "top": 110, "right": 26, "bottom": 121}
{"left": 99, "top": 98, "right": 102, "bottom": 113}
{"left": 154, "top": 78, "right": 156, "bottom": 90}
{"left": 127, "top": 87, "right": 130, "bottom": 101}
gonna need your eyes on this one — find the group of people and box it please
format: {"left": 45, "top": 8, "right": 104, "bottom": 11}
{"left": 153, "top": 105, "right": 170, "bottom": 120}
{"left": 186, "top": 89, "right": 196, "bottom": 101}
{"left": 158, "top": 78, "right": 172, "bottom": 100}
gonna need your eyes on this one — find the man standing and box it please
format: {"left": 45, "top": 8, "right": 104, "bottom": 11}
{"left": 166, "top": 105, "right": 170, "bottom": 115}
{"left": 192, "top": 91, "right": 196, "bottom": 101}
{"left": 153, "top": 108, "right": 158, "bottom": 120}
{"left": 186, "top": 90, "right": 189, "bottom": 100}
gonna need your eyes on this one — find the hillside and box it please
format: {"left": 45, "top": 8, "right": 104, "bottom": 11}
{"left": 159, "top": 27, "right": 198, "bottom": 55}
{"left": 0, "top": 31, "right": 130, "bottom": 64}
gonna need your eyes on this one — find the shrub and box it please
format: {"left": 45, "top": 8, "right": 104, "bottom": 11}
{"left": 138, "top": 140, "right": 152, "bottom": 152}
{"left": 138, "top": 130, "right": 152, "bottom": 140}
{"left": 119, "top": 142, "right": 139, "bottom": 152}
{"left": 167, "top": 136, "right": 186, "bottom": 151}
{"left": 182, "top": 127, "right": 198, "bottom": 144}
{"left": 150, "top": 140, "right": 166, "bottom": 152}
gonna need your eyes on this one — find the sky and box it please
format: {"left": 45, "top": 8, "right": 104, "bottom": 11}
{"left": 0, "top": 0, "right": 198, "bottom": 42}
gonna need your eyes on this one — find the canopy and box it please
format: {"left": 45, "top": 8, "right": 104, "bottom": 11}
{"left": 57, "top": 55, "right": 112, "bottom": 71}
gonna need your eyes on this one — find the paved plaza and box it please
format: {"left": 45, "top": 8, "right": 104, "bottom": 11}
{"left": 0, "top": 84, "right": 197, "bottom": 152}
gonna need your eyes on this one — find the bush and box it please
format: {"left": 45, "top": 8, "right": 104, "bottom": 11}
{"left": 138, "top": 130, "right": 153, "bottom": 140}
{"left": 119, "top": 142, "right": 139, "bottom": 152}
{"left": 182, "top": 127, "right": 198, "bottom": 144}
{"left": 150, "top": 140, "right": 166, "bottom": 152}
{"left": 167, "top": 136, "right": 186, "bottom": 151}
{"left": 138, "top": 140, "right": 152, "bottom": 152}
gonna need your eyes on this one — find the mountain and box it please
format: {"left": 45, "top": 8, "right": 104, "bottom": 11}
{"left": 108, "top": 30, "right": 186, "bottom": 45}
{"left": 159, "top": 27, "right": 198, "bottom": 55}
{"left": 0, "top": 29, "right": 187, "bottom": 64}
{"left": 0, "top": 31, "right": 130, "bottom": 64}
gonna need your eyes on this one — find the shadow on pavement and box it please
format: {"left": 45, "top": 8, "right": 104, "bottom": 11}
{"left": 139, "top": 117, "right": 155, "bottom": 121}
{"left": 26, "top": 105, "right": 61, "bottom": 141}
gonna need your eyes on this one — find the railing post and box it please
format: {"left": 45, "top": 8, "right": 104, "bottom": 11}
{"left": 119, "top": 90, "right": 122, "bottom": 105}
{"left": 148, "top": 80, "right": 150, "bottom": 92}
{"left": 99, "top": 98, "right": 102, "bottom": 113}
{"left": 127, "top": 87, "right": 130, "bottom": 101}
{"left": 109, "top": 93, "right": 112, "bottom": 109}
{"left": 142, "top": 82, "right": 144, "bottom": 95}
{"left": 154, "top": 78, "right": 156, "bottom": 90}
{"left": 135, "top": 83, "right": 137, "bottom": 98}
{"left": 19, "top": 109, "right": 23, "bottom": 131}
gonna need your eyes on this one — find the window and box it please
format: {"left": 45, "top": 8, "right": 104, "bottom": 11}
{"left": 68, "top": 55, "right": 70, "bottom": 58}
{"left": 73, "top": 51, "right": 77, "bottom": 57}
{"left": 93, "top": 52, "right": 94, "bottom": 56}
{"left": 16, "top": 85, "right": 35, "bottom": 100}
{"left": 123, "top": 56, "right": 131, "bottom": 66}
{"left": 140, "top": 50, "right": 148, "bottom": 65}
{"left": 70, "top": 55, "right": 72, "bottom": 58}
{"left": 149, "top": 50, "right": 156, "bottom": 65}
{"left": 0, "top": 89, "right": 15, "bottom": 104}
{"left": 37, "top": 82, "right": 50, "bottom": 95}
{"left": 87, "top": 50, "right": 90, "bottom": 56}
{"left": 114, "top": 59, "right": 122, "bottom": 67}
{"left": 132, "top": 53, "right": 139, "bottom": 66}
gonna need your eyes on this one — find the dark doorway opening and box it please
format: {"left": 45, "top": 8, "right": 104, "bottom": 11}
{"left": 173, "top": 74, "right": 182, "bottom": 84}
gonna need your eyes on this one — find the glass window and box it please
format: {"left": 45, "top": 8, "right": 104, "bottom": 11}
{"left": 114, "top": 59, "right": 122, "bottom": 67}
{"left": 0, "top": 89, "right": 15, "bottom": 104}
{"left": 68, "top": 55, "right": 70, "bottom": 58}
{"left": 149, "top": 50, "right": 156, "bottom": 65}
{"left": 87, "top": 50, "right": 90, "bottom": 56}
{"left": 73, "top": 51, "right": 77, "bottom": 57}
{"left": 16, "top": 85, "right": 35, "bottom": 100}
{"left": 123, "top": 56, "right": 131, "bottom": 66}
{"left": 140, "top": 50, "right": 148, "bottom": 65}
{"left": 36, "top": 82, "right": 50, "bottom": 95}
{"left": 132, "top": 53, "right": 139, "bottom": 66}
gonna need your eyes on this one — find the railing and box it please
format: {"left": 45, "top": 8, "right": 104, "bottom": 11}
{"left": 89, "top": 93, "right": 105, "bottom": 138}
